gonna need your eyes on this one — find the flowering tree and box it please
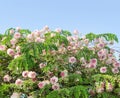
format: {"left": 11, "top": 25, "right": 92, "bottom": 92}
{"left": 0, "top": 26, "right": 120, "bottom": 98}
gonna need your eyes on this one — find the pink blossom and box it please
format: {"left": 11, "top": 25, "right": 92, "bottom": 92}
{"left": 28, "top": 71, "right": 36, "bottom": 79}
{"left": 22, "top": 71, "right": 29, "bottom": 78}
{"left": 113, "top": 62, "right": 120, "bottom": 68}
{"left": 38, "top": 81, "right": 46, "bottom": 89}
{"left": 52, "top": 83, "right": 60, "bottom": 90}
{"left": 73, "top": 30, "right": 79, "bottom": 35}
{"left": 100, "top": 67, "right": 107, "bottom": 73}
{"left": 112, "top": 68, "right": 119, "bottom": 74}
{"left": 50, "top": 76, "right": 58, "bottom": 84}
{"left": 69, "top": 57, "right": 76, "bottom": 64}
{"left": 0, "top": 45, "right": 6, "bottom": 51}
{"left": 97, "top": 43, "right": 105, "bottom": 49}
{"left": 3, "top": 74, "right": 11, "bottom": 82}
{"left": 39, "top": 63, "right": 47, "bottom": 68}
{"left": 15, "top": 79, "right": 23, "bottom": 85}
{"left": 60, "top": 70, "right": 68, "bottom": 78}
{"left": 88, "top": 63, "right": 96, "bottom": 68}
{"left": 7, "top": 49, "right": 15, "bottom": 56}
{"left": 14, "top": 32, "right": 21, "bottom": 39}
{"left": 55, "top": 28, "right": 62, "bottom": 33}
{"left": 10, "top": 38, "right": 17, "bottom": 45}
{"left": 10, "top": 92, "right": 20, "bottom": 98}
{"left": 90, "top": 58, "right": 97, "bottom": 65}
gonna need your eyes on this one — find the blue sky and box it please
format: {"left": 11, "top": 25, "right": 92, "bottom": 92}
{"left": 0, "top": 0, "right": 120, "bottom": 45}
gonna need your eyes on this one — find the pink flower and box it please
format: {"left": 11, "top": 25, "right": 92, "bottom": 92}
{"left": 7, "top": 49, "right": 15, "bottom": 56}
{"left": 88, "top": 63, "right": 96, "bottom": 68}
{"left": 38, "top": 81, "right": 46, "bottom": 89}
{"left": 60, "top": 70, "right": 68, "bottom": 78}
{"left": 22, "top": 71, "right": 29, "bottom": 78}
{"left": 73, "top": 30, "right": 79, "bottom": 35}
{"left": 3, "top": 74, "right": 11, "bottom": 82}
{"left": 28, "top": 71, "right": 36, "bottom": 79}
{"left": 113, "top": 62, "right": 120, "bottom": 68}
{"left": 90, "top": 58, "right": 97, "bottom": 65}
{"left": 69, "top": 57, "right": 76, "bottom": 64}
{"left": 55, "top": 28, "right": 62, "bottom": 33}
{"left": 14, "top": 32, "right": 21, "bottom": 39}
{"left": 10, "top": 92, "right": 20, "bottom": 98}
{"left": 15, "top": 79, "right": 23, "bottom": 85}
{"left": 97, "top": 43, "right": 105, "bottom": 49}
{"left": 39, "top": 63, "right": 47, "bottom": 68}
{"left": 50, "top": 76, "right": 58, "bottom": 84}
{"left": 100, "top": 67, "right": 107, "bottom": 73}
{"left": 112, "top": 68, "right": 119, "bottom": 74}
{"left": 10, "top": 38, "right": 17, "bottom": 45}
{"left": 0, "top": 45, "right": 6, "bottom": 51}
{"left": 52, "top": 83, "right": 60, "bottom": 90}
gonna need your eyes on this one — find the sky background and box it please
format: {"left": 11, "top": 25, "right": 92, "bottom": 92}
{"left": 0, "top": 0, "right": 120, "bottom": 48}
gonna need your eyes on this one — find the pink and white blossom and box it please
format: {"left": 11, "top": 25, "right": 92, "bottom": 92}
{"left": 100, "top": 67, "right": 107, "bottom": 73}
{"left": 69, "top": 57, "right": 76, "bottom": 64}
{"left": 90, "top": 58, "right": 97, "bottom": 65}
{"left": 7, "top": 49, "right": 15, "bottom": 56}
{"left": 52, "top": 83, "right": 60, "bottom": 90}
{"left": 60, "top": 70, "right": 68, "bottom": 78}
{"left": 3, "top": 74, "right": 11, "bottom": 82}
{"left": 38, "top": 81, "right": 46, "bottom": 89}
{"left": 0, "top": 45, "right": 6, "bottom": 51}
{"left": 39, "top": 63, "right": 47, "bottom": 68}
{"left": 28, "top": 71, "right": 36, "bottom": 79}
{"left": 22, "top": 71, "right": 29, "bottom": 78}
{"left": 112, "top": 68, "right": 119, "bottom": 74}
{"left": 15, "top": 79, "right": 23, "bottom": 86}
{"left": 10, "top": 38, "right": 17, "bottom": 45}
{"left": 50, "top": 76, "right": 58, "bottom": 84}
{"left": 14, "top": 32, "right": 21, "bottom": 39}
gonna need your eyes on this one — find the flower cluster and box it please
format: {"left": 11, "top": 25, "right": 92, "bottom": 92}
{"left": 0, "top": 26, "right": 120, "bottom": 98}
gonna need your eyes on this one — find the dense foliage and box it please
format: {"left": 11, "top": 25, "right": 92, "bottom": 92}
{"left": 0, "top": 26, "right": 120, "bottom": 98}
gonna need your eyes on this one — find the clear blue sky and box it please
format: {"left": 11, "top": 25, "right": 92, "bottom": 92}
{"left": 0, "top": 0, "right": 120, "bottom": 45}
